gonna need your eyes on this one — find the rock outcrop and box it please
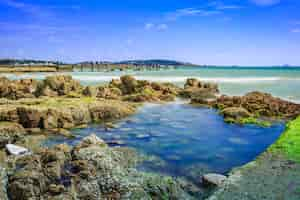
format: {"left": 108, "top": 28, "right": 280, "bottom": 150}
{"left": 0, "top": 98, "right": 136, "bottom": 132}
{"left": 0, "top": 75, "right": 82, "bottom": 100}
{"left": 215, "top": 92, "right": 300, "bottom": 120}
{"left": 181, "top": 78, "right": 219, "bottom": 105}
{"left": 7, "top": 135, "right": 193, "bottom": 200}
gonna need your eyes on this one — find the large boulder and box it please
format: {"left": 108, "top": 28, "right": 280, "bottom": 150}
{"left": 0, "top": 77, "right": 38, "bottom": 100}
{"left": 181, "top": 78, "right": 219, "bottom": 101}
{"left": 37, "top": 75, "right": 82, "bottom": 97}
{"left": 120, "top": 75, "right": 138, "bottom": 94}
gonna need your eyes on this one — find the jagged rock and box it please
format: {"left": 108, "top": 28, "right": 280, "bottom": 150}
{"left": 216, "top": 92, "right": 300, "bottom": 119}
{"left": 6, "top": 144, "right": 29, "bottom": 155}
{"left": 202, "top": 173, "right": 227, "bottom": 187}
{"left": 0, "top": 122, "right": 25, "bottom": 148}
{"left": 181, "top": 78, "right": 219, "bottom": 100}
{"left": 96, "top": 86, "right": 122, "bottom": 99}
{"left": 6, "top": 135, "right": 194, "bottom": 200}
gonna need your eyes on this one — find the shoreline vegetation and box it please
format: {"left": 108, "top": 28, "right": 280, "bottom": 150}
{"left": 0, "top": 74, "right": 299, "bottom": 199}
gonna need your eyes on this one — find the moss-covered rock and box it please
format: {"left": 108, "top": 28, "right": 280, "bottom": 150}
{"left": 6, "top": 135, "right": 194, "bottom": 200}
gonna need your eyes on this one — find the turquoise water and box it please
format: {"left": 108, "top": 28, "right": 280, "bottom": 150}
{"left": 44, "top": 102, "right": 285, "bottom": 182}
{"left": 3, "top": 66, "right": 300, "bottom": 102}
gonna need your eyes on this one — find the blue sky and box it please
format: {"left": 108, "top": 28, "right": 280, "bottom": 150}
{"left": 0, "top": 0, "right": 300, "bottom": 65}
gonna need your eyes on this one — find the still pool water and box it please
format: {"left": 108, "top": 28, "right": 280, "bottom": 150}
{"left": 44, "top": 101, "right": 285, "bottom": 182}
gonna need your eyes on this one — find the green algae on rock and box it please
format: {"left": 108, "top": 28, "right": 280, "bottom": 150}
{"left": 208, "top": 116, "right": 300, "bottom": 200}
{"left": 269, "top": 116, "right": 300, "bottom": 162}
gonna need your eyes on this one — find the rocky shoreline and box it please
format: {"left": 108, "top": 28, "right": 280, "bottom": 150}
{"left": 0, "top": 74, "right": 300, "bottom": 199}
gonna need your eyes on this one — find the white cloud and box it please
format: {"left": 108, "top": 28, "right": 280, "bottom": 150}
{"left": 250, "top": 0, "right": 280, "bottom": 6}
{"left": 157, "top": 24, "right": 168, "bottom": 31}
{"left": 144, "top": 23, "right": 154, "bottom": 30}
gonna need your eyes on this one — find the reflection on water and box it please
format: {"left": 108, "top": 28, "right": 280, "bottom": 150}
{"left": 44, "top": 102, "right": 284, "bottom": 182}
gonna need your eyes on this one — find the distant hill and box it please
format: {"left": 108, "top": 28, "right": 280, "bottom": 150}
{"left": 115, "top": 59, "right": 196, "bottom": 66}
{"left": 0, "top": 59, "right": 64, "bottom": 65}
{"left": 0, "top": 58, "right": 197, "bottom": 67}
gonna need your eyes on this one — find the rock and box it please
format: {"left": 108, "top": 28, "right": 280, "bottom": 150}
{"left": 202, "top": 173, "right": 227, "bottom": 187}
{"left": 181, "top": 78, "right": 219, "bottom": 100}
{"left": 42, "top": 75, "right": 82, "bottom": 96}
{"left": 215, "top": 92, "right": 300, "bottom": 120}
{"left": 46, "top": 129, "right": 75, "bottom": 138}
{"left": 0, "top": 166, "right": 8, "bottom": 200}
{"left": 82, "top": 86, "right": 98, "bottom": 97}
{"left": 221, "top": 107, "right": 252, "bottom": 120}
{"left": 120, "top": 75, "right": 138, "bottom": 94}
{"left": 5, "top": 135, "right": 194, "bottom": 200}
{"left": 17, "top": 107, "right": 43, "bottom": 128}
{"left": 48, "top": 184, "right": 65, "bottom": 195}
{"left": 6, "top": 144, "right": 29, "bottom": 155}
{"left": 106, "top": 140, "right": 125, "bottom": 145}
{"left": 76, "top": 134, "right": 107, "bottom": 149}
{"left": 0, "top": 122, "right": 25, "bottom": 148}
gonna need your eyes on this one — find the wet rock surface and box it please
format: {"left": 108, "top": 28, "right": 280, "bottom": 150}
{"left": 6, "top": 135, "right": 195, "bottom": 200}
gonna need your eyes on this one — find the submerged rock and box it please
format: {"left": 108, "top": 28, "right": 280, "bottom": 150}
{"left": 202, "top": 173, "right": 227, "bottom": 187}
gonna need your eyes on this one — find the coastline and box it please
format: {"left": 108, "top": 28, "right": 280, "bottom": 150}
{"left": 0, "top": 74, "right": 299, "bottom": 199}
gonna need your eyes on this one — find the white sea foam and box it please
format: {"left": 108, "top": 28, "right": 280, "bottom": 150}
{"left": 70, "top": 75, "right": 298, "bottom": 84}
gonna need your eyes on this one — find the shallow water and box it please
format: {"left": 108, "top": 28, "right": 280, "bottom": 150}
{"left": 3, "top": 66, "right": 300, "bottom": 102}
{"left": 44, "top": 102, "right": 285, "bottom": 182}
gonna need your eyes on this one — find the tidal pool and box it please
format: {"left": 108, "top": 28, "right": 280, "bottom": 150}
{"left": 44, "top": 102, "right": 285, "bottom": 182}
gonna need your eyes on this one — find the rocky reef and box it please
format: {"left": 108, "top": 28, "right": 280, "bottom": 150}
{"left": 2, "top": 134, "right": 194, "bottom": 200}
{"left": 0, "top": 74, "right": 300, "bottom": 199}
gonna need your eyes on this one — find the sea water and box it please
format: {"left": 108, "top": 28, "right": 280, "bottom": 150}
{"left": 44, "top": 102, "right": 285, "bottom": 182}
{"left": 3, "top": 66, "right": 300, "bottom": 102}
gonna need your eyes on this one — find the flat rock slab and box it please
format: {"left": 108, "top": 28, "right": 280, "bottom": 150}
{"left": 6, "top": 144, "right": 29, "bottom": 155}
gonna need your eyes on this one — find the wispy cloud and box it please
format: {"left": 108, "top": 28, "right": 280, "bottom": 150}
{"left": 166, "top": 8, "right": 221, "bottom": 21}
{"left": 291, "top": 29, "right": 300, "bottom": 33}
{"left": 249, "top": 0, "right": 281, "bottom": 6}
{"left": 144, "top": 23, "right": 168, "bottom": 31}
